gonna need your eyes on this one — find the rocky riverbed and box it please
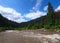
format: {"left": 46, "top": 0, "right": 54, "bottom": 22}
{"left": 0, "top": 30, "right": 60, "bottom": 43}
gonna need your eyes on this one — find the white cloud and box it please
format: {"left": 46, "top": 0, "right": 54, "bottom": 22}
{"left": 44, "top": 5, "right": 48, "bottom": 11}
{"left": 0, "top": 5, "right": 46, "bottom": 23}
{"left": 32, "top": 0, "right": 42, "bottom": 11}
{"left": 0, "top": 0, "right": 47, "bottom": 23}
{"left": 26, "top": 0, "right": 47, "bottom": 19}
{"left": 0, "top": 5, "right": 27, "bottom": 23}
{"left": 25, "top": 0, "right": 47, "bottom": 20}
{"left": 24, "top": 10, "right": 46, "bottom": 19}
{"left": 55, "top": 5, "right": 60, "bottom": 11}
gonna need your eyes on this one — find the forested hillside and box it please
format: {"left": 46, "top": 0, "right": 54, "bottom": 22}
{"left": 0, "top": 2, "right": 60, "bottom": 31}
{"left": 0, "top": 14, "right": 20, "bottom": 27}
{"left": 0, "top": 14, "right": 19, "bottom": 31}
{"left": 19, "top": 2, "right": 60, "bottom": 30}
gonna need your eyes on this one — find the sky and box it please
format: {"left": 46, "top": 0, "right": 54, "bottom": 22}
{"left": 0, "top": 0, "right": 60, "bottom": 23}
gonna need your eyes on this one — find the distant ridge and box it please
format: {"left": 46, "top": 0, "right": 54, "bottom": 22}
{"left": 0, "top": 14, "right": 19, "bottom": 27}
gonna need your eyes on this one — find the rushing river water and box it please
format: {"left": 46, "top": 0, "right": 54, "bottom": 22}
{"left": 0, "top": 30, "right": 60, "bottom": 43}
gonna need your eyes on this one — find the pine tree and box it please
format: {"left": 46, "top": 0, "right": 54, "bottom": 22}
{"left": 47, "top": 2, "right": 55, "bottom": 26}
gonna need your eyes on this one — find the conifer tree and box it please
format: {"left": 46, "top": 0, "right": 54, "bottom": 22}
{"left": 48, "top": 2, "right": 55, "bottom": 26}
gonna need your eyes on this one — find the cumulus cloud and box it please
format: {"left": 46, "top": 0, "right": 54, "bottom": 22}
{"left": 24, "top": 0, "right": 47, "bottom": 20}
{"left": 0, "top": 0, "right": 47, "bottom": 23}
{"left": 24, "top": 10, "right": 46, "bottom": 19}
{"left": 0, "top": 5, "right": 46, "bottom": 23}
{"left": 55, "top": 5, "right": 60, "bottom": 11}
{"left": 0, "top": 5, "right": 27, "bottom": 23}
{"left": 44, "top": 5, "right": 48, "bottom": 11}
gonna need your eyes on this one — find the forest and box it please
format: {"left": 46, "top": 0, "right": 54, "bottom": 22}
{"left": 0, "top": 2, "right": 60, "bottom": 31}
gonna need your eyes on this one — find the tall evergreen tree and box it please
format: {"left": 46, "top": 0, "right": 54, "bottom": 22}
{"left": 47, "top": 2, "right": 55, "bottom": 26}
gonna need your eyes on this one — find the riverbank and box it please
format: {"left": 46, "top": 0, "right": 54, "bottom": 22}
{"left": 0, "top": 30, "right": 60, "bottom": 43}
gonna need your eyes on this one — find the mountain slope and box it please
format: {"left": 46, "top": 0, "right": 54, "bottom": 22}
{"left": 19, "top": 2, "right": 60, "bottom": 29}
{"left": 0, "top": 2, "right": 60, "bottom": 30}
{"left": 0, "top": 14, "right": 19, "bottom": 27}
{"left": 19, "top": 11, "right": 60, "bottom": 29}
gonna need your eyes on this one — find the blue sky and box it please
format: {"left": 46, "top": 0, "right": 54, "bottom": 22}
{"left": 0, "top": 0, "right": 60, "bottom": 23}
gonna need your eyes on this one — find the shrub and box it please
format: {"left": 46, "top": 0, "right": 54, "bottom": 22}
{"left": 44, "top": 25, "right": 50, "bottom": 29}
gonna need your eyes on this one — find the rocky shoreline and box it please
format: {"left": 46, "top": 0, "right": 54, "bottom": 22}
{"left": 0, "top": 30, "right": 60, "bottom": 43}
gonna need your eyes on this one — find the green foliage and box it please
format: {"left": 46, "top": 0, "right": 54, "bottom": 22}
{"left": 0, "top": 27, "right": 17, "bottom": 32}
{"left": 15, "top": 28, "right": 22, "bottom": 30}
{"left": 57, "top": 25, "right": 60, "bottom": 28}
{"left": 21, "top": 2, "right": 60, "bottom": 30}
{"left": 48, "top": 2, "right": 56, "bottom": 26}
{"left": 44, "top": 25, "right": 50, "bottom": 29}
{"left": 0, "top": 14, "right": 19, "bottom": 27}
{"left": 0, "top": 2, "right": 60, "bottom": 31}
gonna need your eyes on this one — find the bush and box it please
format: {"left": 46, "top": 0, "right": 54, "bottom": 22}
{"left": 44, "top": 25, "right": 50, "bottom": 29}
{"left": 57, "top": 25, "right": 60, "bottom": 29}
{"left": 0, "top": 27, "right": 6, "bottom": 32}
{"left": 0, "top": 27, "right": 17, "bottom": 32}
{"left": 49, "top": 26, "right": 57, "bottom": 30}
